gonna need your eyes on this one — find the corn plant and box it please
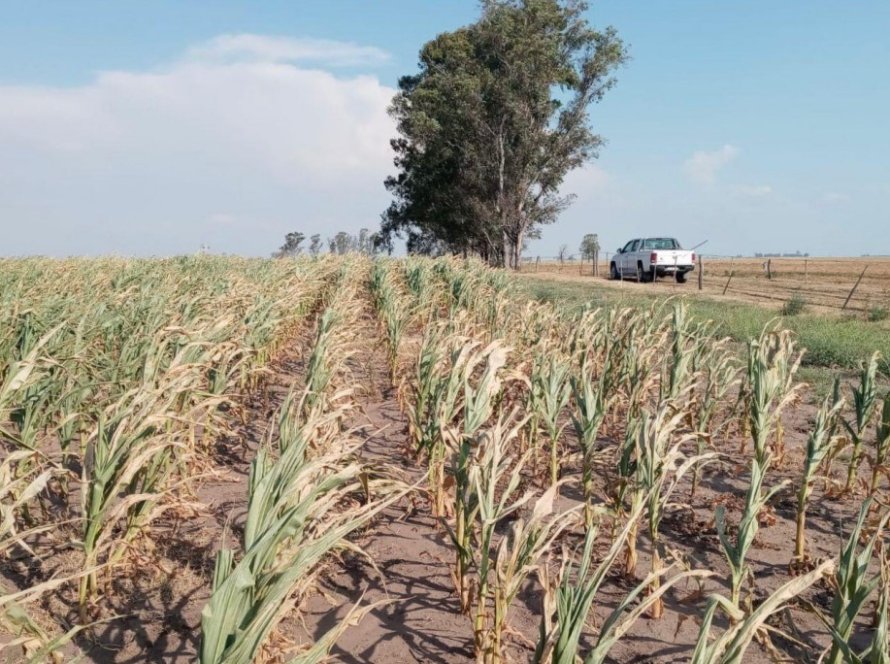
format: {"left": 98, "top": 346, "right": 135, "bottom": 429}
{"left": 448, "top": 413, "right": 529, "bottom": 617}
{"left": 370, "top": 260, "right": 411, "bottom": 381}
{"left": 420, "top": 336, "right": 507, "bottom": 519}
{"left": 0, "top": 448, "right": 98, "bottom": 663}
{"left": 534, "top": 495, "right": 710, "bottom": 663}
{"left": 570, "top": 361, "right": 610, "bottom": 526}
{"left": 530, "top": 355, "right": 572, "bottom": 488}
{"left": 716, "top": 460, "right": 789, "bottom": 612}
{"left": 615, "top": 414, "right": 641, "bottom": 573}
{"left": 794, "top": 382, "right": 844, "bottom": 563}
{"left": 0, "top": 326, "right": 61, "bottom": 449}
{"left": 446, "top": 346, "right": 512, "bottom": 614}
{"left": 482, "top": 485, "right": 579, "bottom": 663}
{"left": 301, "top": 308, "right": 343, "bottom": 416}
{"left": 863, "top": 552, "right": 890, "bottom": 664}
{"left": 77, "top": 386, "right": 182, "bottom": 620}
{"left": 744, "top": 326, "right": 803, "bottom": 467}
{"left": 664, "top": 303, "right": 697, "bottom": 401}
{"left": 824, "top": 499, "right": 890, "bottom": 664}
{"left": 635, "top": 406, "right": 711, "bottom": 618}
{"left": 871, "top": 393, "right": 890, "bottom": 496}
{"left": 691, "top": 344, "right": 739, "bottom": 497}
{"left": 690, "top": 559, "right": 834, "bottom": 664}
{"left": 843, "top": 352, "right": 881, "bottom": 493}
{"left": 200, "top": 403, "right": 405, "bottom": 664}
{"left": 404, "top": 324, "right": 446, "bottom": 459}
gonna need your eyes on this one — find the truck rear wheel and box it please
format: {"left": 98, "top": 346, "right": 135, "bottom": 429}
{"left": 676, "top": 271, "right": 687, "bottom": 284}
{"left": 638, "top": 262, "right": 654, "bottom": 283}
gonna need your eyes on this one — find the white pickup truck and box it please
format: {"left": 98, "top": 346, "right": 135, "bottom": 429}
{"left": 609, "top": 237, "right": 696, "bottom": 283}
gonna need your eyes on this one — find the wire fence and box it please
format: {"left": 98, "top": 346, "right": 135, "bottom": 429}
{"left": 522, "top": 255, "right": 890, "bottom": 314}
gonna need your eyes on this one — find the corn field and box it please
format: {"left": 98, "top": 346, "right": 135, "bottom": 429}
{"left": 1, "top": 255, "right": 889, "bottom": 663}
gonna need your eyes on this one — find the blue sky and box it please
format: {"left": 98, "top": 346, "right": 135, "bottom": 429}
{"left": 1, "top": 1, "right": 888, "bottom": 257}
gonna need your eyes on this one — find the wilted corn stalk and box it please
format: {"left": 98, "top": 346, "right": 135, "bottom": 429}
{"left": 871, "top": 393, "right": 890, "bottom": 496}
{"left": 530, "top": 355, "right": 572, "bottom": 488}
{"left": 2, "top": 468, "right": 86, "bottom": 664}
{"left": 404, "top": 324, "right": 445, "bottom": 458}
{"left": 534, "top": 494, "right": 710, "bottom": 664}
{"left": 301, "top": 308, "right": 343, "bottom": 416}
{"left": 450, "top": 414, "right": 529, "bottom": 616}
{"left": 618, "top": 324, "right": 664, "bottom": 422}
{"left": 614, "top": 413, "right": 641, "bottom": 572}
{"left": 447, "top": 345, "right": 512, "bottom": 614}
{"left": 690, "top": 559, "right": 834, "bottom": 664}
{"left": 824, "top": 499, "right": 889, "bottom": 664}
{"left": 635, "top": 406, "right": 709, "bottom": 618}
{"left": 664, "top": 303, "right": 697, "bottom": 401}
{"left": 570, "top": 361, "right": 610, "bottom": 525}
{"left": 200, "top": 405, "right": 404, "bottom": 664}
{"left": 691, "top": 344, "right": 739, "bottom": 497}
{"left": 842, "top": 351, "right": 880, "bottom": 493}
{"left": 482, "top": 486, "right": 579, "bottom": 663}
{"left": 421, "top": 336, "right": 506, "bottom": 518}
{"left": 863, "top": 551, "right": 890, "bottom": 663}
{"left": 0, "top": 326, "right": 61, "bottom": 449}
{"left": 744, "top": 326, "right": 803, "bottom": 466}
{"left": 793, "top": 382, "right": 843, "bottom": 564}
{"left": 716, "top": 460, "right": 789, "bottom": 612}
{"left": 370, "top": 260, "right": 411, "bottom": 381}
{"left": 77, "top": 385, "right": 183, "bottom": 620}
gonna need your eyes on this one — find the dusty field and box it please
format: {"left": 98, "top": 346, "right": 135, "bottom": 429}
{"left": 526, "top": 257, "right": 890, "bottom": 314}
{"left": 2, "top": 256, "right": 888, "bottom": 664}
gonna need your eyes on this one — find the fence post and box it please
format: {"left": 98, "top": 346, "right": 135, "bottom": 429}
{"left": 767, "top": 258, "right": 772, "bottom": 280}
{"left": 722, "top": 259, "right": 735, "bottom": 296}
{"left": 697, "top": 254, "right": 703, "bottom": 290}
{"left": 804, "top": 259, "right": 808, "bottom": 283}
{"left": 842, "top": 265, "right": 869, "bottom": 310}
{"left": 535, "top": 256, "right": 540, "bottom": 272}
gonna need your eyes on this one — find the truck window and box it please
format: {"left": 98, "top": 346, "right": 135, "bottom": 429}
{"left": 643, "top": 238, "right": 680, "bottom": 250}
{"left": 622, "top": 240, "right": 636, "bottom": 253}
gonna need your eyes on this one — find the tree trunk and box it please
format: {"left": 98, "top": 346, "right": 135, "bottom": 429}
{"left": 510, "top": 230, "right": 524, "bottom": 270}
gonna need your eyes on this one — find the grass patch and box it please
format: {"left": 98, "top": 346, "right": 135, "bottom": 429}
{"left": 781, "top": 293, "right": 807, "bottom": 316}
{"left": 517, "top": 275, "right": 890, "bottom": 373}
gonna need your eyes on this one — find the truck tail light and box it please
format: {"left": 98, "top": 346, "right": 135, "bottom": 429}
{"left": 650, "top": 252, "right": 657, "bottom": 264}
{"left": 691, "top": 252, "right": 696, "bottom": 263}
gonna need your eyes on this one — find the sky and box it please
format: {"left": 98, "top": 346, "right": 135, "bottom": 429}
{"left": 1, "top": 1, "right": 888, "bottom": 258}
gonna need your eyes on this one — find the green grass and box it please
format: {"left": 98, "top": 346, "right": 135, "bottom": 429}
{"left": 517, "top": 276, "right": 890, "bottom": 377}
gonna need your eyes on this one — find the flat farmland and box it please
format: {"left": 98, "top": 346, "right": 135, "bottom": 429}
{"left": 3, "top": 255, "right": 890, "bottom": 663}
{"left": 525, "top": 256, "right": 890, "bottom": 314}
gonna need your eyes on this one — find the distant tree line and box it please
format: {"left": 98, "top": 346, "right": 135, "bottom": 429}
{"left": 273, "top": 228, "right": 382, "bottom": 258}
{"left": 754, "top": 251, "right": 810, "bottom": 258}
{"left": 378, "top": 0, "right": 626, "bottom": 269}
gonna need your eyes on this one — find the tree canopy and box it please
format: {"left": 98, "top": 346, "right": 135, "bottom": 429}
{"left": 379, "top": 0, "right": 626, "bottom": 268}
{"left": 579, "top": 233, "right": 600, "bottom": 260}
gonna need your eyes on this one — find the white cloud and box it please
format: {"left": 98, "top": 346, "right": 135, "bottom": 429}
{"left": 0, "top": 36, "right": 396, "bottom": 255}
{"left": 734, "top": 184, "right": 772, "bottom": 198}
{"left": 186, "top": 34, "right": 390, "bottom": 67}
{"left": 683, "top": 144, "right": 738, "bottom": 184}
